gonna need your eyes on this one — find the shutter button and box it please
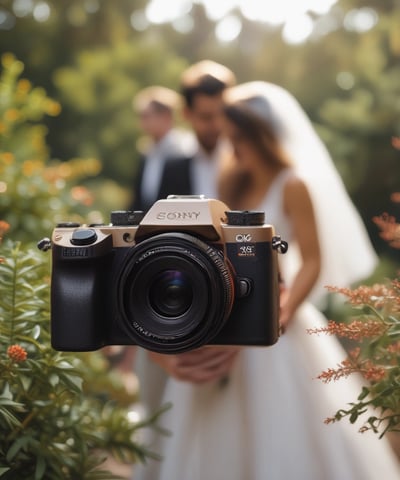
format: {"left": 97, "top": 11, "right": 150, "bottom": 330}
{"left": 71, "top": 229, "right": 98, "bottom": 246}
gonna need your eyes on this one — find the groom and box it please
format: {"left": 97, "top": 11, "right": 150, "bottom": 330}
{"left": 157, "top": 59, "right": 236, "bottom": 201}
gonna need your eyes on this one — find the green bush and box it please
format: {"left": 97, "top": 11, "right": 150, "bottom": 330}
{"left": 0, "top": 53, "right": 102, "bottom": 243}
{"left": 0, "top": 55, "right": 163, "bottom": 479}
{"left": 0, "top": 232, "right": 161, "bottom": 479}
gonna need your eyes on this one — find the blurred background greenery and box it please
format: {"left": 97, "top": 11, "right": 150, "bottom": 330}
{"left": 0, "top": 1, "right": 399, "bottom": 474}
{"left": 0, "top": 0, "right": 399, "bottom": 265}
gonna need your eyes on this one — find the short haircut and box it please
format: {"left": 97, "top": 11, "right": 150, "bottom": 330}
{"left": 133, "top": 86, "right": 182, "bottom": 115}
{"left": 180, "top": 60, "right": 236, "bottom": 108}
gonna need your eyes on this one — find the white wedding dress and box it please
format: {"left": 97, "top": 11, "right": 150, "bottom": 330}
{"left": 133, "top": 169, "right": 400, "bottom": 480}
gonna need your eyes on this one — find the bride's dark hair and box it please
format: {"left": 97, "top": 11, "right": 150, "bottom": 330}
{"left": 219, "top": 101, "right": 292, "bottom": 209}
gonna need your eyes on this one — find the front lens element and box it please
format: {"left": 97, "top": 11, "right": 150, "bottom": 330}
{"left": 149, "top": 270, "right": 193, "bottom": 318}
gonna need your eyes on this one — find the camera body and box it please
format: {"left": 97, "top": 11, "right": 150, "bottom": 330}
{"left": 50, "top": 196, "right": 286, "bottom": 354}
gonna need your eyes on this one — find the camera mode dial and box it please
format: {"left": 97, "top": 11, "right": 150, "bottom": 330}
{"left": 226, "top": 210, "right": 265, "bottom": 226}
{"left": 70, "top": 228, "right": 97, "bottom": 246}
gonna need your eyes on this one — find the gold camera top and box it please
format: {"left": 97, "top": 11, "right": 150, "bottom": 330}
{"left": 52, "top": 195, "right": 278, "bottom": 251}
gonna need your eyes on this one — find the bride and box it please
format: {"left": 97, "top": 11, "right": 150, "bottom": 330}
{"left": 133, "top": 82, "right": 399, "bottom": 480}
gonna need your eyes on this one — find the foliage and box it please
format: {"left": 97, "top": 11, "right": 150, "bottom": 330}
{"left": 314, "top": 1, "right": 400, "bottom": 260}
{"left": 308, "top": 196, "right": 400, "bottom": 437}
{"left": 0, "top": 53, "right": 102, "bottom": 243}
{"left": 52, "top": 41, "right": 187, "bottom": 186}
{"left": 0, "top": 228, "right": 163, "bottom": 479}
{"left": 0, "top": 54, "right": 165, "bottom": 478}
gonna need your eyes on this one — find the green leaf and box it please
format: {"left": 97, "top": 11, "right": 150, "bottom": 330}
{"left": 19, "top": 375, "right": 33, "bottom": 391}
{"left": 6, "top": 436, "right": 31, "bottom": 462}
{"left": 349, "top": 410, "right": 359, "bottom": 424}
{"left": 34, "top": 455, "right": 46, "bottom": 480}
{"left": 58, "top": 372, "right": 83, "bottom": 392}
{"left": 0, "top": 405, "right": 23, "bottom": 429}
{"left": 358, "top": 387, "right": 370, "bottom": 401}
{"left": 32, "top": 324, "right": 41, "bottom": 339}
{"left": 0, "top": 468, "right": 11, "bottom": 477}
{"left": 49, "top": 373, "right": 59, "bottom": 387}
{"left": 1, "top": 384, "right": 13, "bottom": 401}
{"left": 0, "top": 398, "right": 25, "bottom": 409}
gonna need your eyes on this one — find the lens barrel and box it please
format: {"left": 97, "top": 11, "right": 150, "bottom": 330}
{"left": 116, "top": 233, "right": 234, "bottom": 353}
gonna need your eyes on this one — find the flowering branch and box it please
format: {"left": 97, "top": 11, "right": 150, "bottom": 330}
{"left": 307, "top": 319, "right": 389, "bottom": 341}
{"left": 308, "top": 210, "right": 400, "bottom": 436}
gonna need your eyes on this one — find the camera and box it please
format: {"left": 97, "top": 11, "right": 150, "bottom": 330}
{"left": 48, "top": 196, "right": 287, "bottom": 354}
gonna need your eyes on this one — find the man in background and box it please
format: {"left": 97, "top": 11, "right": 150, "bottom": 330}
{"left": 130, "top": 85, "right": 193, "bottom": 212}
{"left": 157, "top": 60, "right": 236, "bottom": 199}
{"left": 108, "top": 86, "right": 192, "bottom": 401}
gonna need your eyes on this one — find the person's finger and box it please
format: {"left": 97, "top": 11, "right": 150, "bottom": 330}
{"left": 174, "top": 349, "right": 239, "bottom": 383}
{"left": 179, "top": 347, "right": 239, "bottom": 370}
{"left": 148, "top": 347, "right": 240, "bottom": 383}
{"left": 175, "top": 346, "right": 240, "bottom": 368}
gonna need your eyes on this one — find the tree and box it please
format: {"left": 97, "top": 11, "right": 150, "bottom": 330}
{"left": 312, "top": 1, "right": 400, "bottom": 259}
{"left": 52, "top": 41, "right": 187, "bottom": 187}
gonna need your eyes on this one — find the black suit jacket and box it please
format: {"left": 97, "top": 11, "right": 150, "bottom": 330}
{"left": 157, "top": 155, "right": 194, "bottom": 200}
{"left": 130, "top": 155, "right": 195, "bottom": 212}
{"left": 130, "top": 155, "right": 149, "bottom": 212}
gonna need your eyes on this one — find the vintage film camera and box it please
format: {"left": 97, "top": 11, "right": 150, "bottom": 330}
{"left": 45, "top": 196, "right": 287, "bottom": 354}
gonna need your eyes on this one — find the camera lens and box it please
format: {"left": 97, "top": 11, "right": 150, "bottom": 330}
{"left": 116, "top": 233, "right": 234, "bottom": 354}
{"left": 149, "top": 270, "right": 193, "bottom": 318}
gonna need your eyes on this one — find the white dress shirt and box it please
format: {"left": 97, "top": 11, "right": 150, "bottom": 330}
{"left": 190, "top": 139, "right": 231, "bottom": 199}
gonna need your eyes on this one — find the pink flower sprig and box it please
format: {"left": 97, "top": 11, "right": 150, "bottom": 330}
{"left": 326, "top": 283, "right": 398, "bottom": 309}
{"left": 372, "top": 212, "right": 400, "bottom": 249}
{"left": 317, "top": 357, "right": 387, "bottom": 385}
{"left": 307, "top": 319, "right": 388, "bottom": 341}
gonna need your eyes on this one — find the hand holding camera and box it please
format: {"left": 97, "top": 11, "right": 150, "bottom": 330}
{"left": 148, "top": 345, "right": 241, "bottom": 384}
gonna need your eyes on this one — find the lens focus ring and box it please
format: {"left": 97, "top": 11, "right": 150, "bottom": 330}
{"left": 116, "top": 232, "right": 235, "bottom": 353}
